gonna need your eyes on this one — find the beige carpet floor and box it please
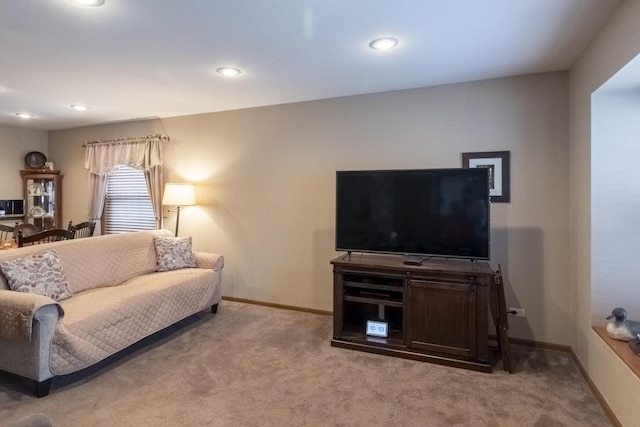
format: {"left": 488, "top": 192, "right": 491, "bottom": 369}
{"left": 0, "top": 301, "right": 611, "bottom": 427}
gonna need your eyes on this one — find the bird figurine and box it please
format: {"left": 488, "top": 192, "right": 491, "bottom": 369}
{"left": 629, "top": 334, "right": 640, "bottom": 357}
{"left": 606, "top": 307, "right": 640, "bottom": 341}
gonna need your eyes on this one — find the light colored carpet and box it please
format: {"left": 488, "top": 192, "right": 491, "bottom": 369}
{"left": 0, "top": 301, "right": 611, "bottom": 426}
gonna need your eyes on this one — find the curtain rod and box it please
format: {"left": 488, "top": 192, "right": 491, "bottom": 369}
{"left": 82, "top": 134, "right": 169, "bottom": 147}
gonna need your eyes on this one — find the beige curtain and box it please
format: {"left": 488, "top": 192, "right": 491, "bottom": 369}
{"left": 87, "top": 174, "right": 108, "bottom": 235}
{"left": 84, "top": 135, "right": 166, "bottom": 233}
{"left": 144, "top": 166, "right": 163, "bottom": 229}
{"left": 84, "top": 137, "right": 163, "bottom": 175}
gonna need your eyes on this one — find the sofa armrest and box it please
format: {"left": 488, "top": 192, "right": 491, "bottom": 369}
{"left": 0, "top": 290, "right": 64, "bottom": 343}
{"left": 193, "top": 252, "right": 224, "bottom": 271}
{"left": 0, "top": 290, "right": 63, "bottom": 383}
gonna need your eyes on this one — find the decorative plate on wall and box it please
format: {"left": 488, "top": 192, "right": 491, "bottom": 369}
{"left": 24, "top": 151, "right": 47, "bottom": 169}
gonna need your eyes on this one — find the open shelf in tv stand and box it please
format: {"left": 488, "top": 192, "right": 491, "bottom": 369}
{"left": 331, "top": 253, "right": 500, "bottom": 373}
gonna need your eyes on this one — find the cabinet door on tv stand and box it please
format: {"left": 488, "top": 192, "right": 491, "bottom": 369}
{"left": 405, "top": 279, "right": 477, "bottom": 359}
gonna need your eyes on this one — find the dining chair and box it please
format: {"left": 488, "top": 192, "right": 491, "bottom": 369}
{"left": 68, "top": 221, "right": 96, "bottom": 239}
{"left": 18, "top": 228, "right": 75, "bottom": 247}
{"left": 0, "top": 223, "right": 14, "bottom": 242}
{"left": 13, "top": 222, "right": 38, "bottom": 240}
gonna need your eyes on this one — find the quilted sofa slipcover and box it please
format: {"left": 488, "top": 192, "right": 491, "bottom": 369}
{"left": 0, "top": 229, "right": 223, "bottom": 397}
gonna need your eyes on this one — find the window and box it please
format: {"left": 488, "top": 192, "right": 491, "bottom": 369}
{"left": 104, "top": 166, "right": 156, "bottom": 234}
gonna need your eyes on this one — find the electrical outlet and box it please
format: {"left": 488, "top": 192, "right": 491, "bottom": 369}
{"left": 509, "top": 307, "right": 525, "bottom": 317}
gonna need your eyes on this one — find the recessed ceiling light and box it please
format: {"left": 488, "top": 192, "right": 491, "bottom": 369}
{"left": 71, "top": 104, "right": 89, "bottom": 111}
{"left": 70, "top": 0, "right": 105, "bottom": 5}
{"left": 216, "top": 67, "right": 242, "bottom": 77}
{"left": 15, "top": 113, "right": 34, "bottom": 119}
{"left": 369, "top": 38, "right": 399, "bottom": 50}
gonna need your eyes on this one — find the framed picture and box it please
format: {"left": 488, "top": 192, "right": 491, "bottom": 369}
{"left": 462, "top": 151, "right": 510, "bottom": 203}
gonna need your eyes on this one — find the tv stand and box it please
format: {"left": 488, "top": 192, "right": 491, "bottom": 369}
{"left": 331, "top": 253, "right": 508, "bottom": 372}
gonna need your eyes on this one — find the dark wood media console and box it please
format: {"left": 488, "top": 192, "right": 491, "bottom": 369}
{"left": 331, "top": 253, "right": 505, "bottom": 372}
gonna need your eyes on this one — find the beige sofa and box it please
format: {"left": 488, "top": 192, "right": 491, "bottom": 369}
{"left": 0, "top": 229, "right": 223, "bottom": 397}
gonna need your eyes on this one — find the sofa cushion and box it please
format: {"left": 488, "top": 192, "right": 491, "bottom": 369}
{"left": 50, "top": 268, "right": 217, "bottom": 375}
{"left": 0, "top": 249, "right": 72, "bottom": 302}
{"left": 154, "top": 236, "right": 196, "bottom": 272}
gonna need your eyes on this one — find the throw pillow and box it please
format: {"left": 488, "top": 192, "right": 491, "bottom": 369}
{"left": 0, "top": 249, "right": 73, "bottom": 301}
{"left": 154, "top": 236, "right": 196, "bottom": 272}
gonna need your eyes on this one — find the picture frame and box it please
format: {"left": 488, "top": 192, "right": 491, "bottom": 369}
{"left": 462, "top": 151, "right": 510, "bottom": 203}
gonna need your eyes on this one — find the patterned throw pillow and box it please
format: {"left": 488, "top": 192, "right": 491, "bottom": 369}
{"left": 0, "top": 249, "right": 73, "bottom": 301}
{"left": 154, "top": 236, "right": 197, "bottom": 272}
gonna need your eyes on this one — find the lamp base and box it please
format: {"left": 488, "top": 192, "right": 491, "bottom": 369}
{"left": 174, "top": 205, "right": 181, "bottom": 236}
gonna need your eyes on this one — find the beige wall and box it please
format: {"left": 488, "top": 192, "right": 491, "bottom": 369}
{"left": 569, "top": 0, "right": 640, "bottom": 425}
{"left": 50, "top": 72, "right": 570, "bottom": 343}
{"left": 0, "top": 124, "right": 48, "bottom": 198}
{"left": 0, "top": 125, "right": 48, "bottom": 224}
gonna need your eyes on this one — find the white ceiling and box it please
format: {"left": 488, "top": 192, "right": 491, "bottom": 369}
{"left": 0, "top": 0, "right": 622, "bottom": 131}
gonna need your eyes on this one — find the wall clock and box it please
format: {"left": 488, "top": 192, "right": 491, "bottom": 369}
{"left": 24, "top": 151, "right": 47, "bottom": 169}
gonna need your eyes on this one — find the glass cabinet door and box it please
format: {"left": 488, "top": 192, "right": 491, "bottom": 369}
{"left": 21, "top": 170, "right": 63, "bottom": 231}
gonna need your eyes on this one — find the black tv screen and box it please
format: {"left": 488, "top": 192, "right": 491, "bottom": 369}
{"left": 335, "top": 168, "right": 490, "bottom": 260}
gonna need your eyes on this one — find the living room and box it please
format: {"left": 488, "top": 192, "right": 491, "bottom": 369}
{"left": 1, "top": 1, "right": 640, "bottom": 425}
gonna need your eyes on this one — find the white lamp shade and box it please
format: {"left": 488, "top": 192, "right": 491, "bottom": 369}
{"left": 162, "top": 183, "right": 196, "bottom": 206}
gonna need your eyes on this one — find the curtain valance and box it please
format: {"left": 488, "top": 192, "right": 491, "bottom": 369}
{"left": 83, "top": 134, "right": 167, "bottom": 233}
{"left": 84, "top": 134, "right": 167, "bottom": 175}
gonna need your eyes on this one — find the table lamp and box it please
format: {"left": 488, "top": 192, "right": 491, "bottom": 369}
{"left": 162, "top": 183, "right": 196, "bottom": 236}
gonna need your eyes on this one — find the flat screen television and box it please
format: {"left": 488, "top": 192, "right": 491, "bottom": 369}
{"left": 335, "top": 168, "right": 490, "bottom": 261}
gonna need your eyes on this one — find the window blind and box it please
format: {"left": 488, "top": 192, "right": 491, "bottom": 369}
{"left": 104, "top": 166, "right": 156, "bottom": 234}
